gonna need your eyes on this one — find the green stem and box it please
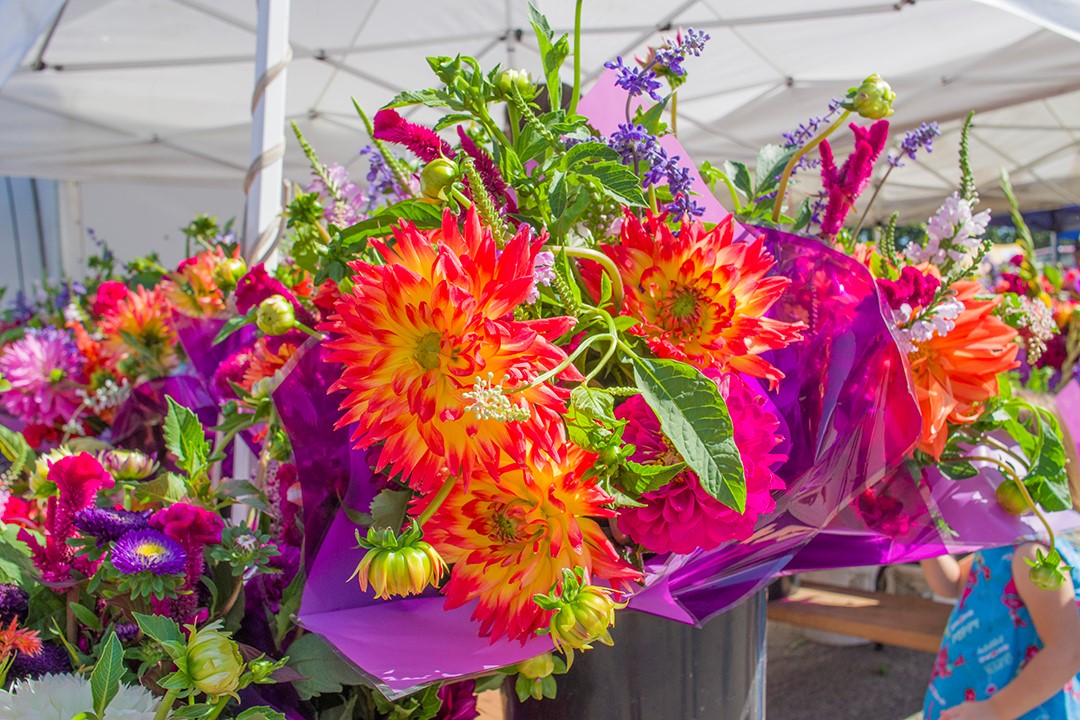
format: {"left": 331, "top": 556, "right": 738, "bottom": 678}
{"left": 670, "top": 91, "right": 678, "bottom": 138}
{"left": 583, "top": 312, "right": 620, "bottom": 383}
{"left": 547, "top": 246, "right": 624, "bottom": 311}
{"left": 450, "top": 187, "right": 473, "bottom": 210}
{"left": 647, "top": 185, "right": 658, "bottom": 214}
{"left": 205, "top": 697, "right": 231, "bottom": 720}
{"left": 569, "top": 0, "right": 584, "bottom": 115}
{"left": 417, "top": 474, "right": 458, "bottom": 527}
{"left": 513, "top": 332, "right": 613, "bottom": 393}
{"left": 154, "top": 690, "right": 179, "bottom": 720}
{"left": 772, "top": 110, "right": 851, "bottom": 223}
{"left": 292, "top": 321, "right": 322, "bottom": 340}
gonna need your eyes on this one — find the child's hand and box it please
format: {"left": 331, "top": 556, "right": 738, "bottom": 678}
{"left": 941, "top": 700, "right": 1003, "bottom": 720}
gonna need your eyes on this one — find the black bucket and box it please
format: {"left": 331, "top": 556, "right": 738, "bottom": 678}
{"left": 509, "top": 593, "right": 766, "bottom": 720}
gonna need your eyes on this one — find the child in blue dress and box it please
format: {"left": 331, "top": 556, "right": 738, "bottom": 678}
{"left": 921, "top": 539, "right": 1080, "bottom": 719}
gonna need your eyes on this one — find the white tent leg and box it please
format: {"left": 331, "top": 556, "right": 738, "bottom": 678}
{"left": 243, "top": 0, "right": 290, "bottom": 268}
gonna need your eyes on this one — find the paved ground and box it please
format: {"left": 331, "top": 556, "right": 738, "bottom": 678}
{"left": 767, "top": 621, "right": 934, "bottom": 720}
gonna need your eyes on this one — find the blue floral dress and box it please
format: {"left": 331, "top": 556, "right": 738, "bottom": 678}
{"left": 924, "top": 541, "right": 1080, "bottom": 720}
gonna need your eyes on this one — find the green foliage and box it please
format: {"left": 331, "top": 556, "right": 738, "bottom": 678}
{"left": 631, "top": 357, "right": 746, "bottom": 511}
{"left": 164, "top": 396, "right": 210, "bottom": 479}
{"left": 959, "top": 111, "right": 977, "bottom": 203}
{"left": 89, "top": 632, "right": 125, "bottom": 717}
{"left": 285, "top": 633, "right": 366, "bottom": 700}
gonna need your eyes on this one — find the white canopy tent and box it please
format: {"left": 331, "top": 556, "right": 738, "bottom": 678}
{"left": 1, "top": 0, "right": 1080, "bottom": 273}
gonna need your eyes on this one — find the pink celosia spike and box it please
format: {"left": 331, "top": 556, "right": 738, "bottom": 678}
{"left": 372, "top": 109, "right": 455, "bottom": 163}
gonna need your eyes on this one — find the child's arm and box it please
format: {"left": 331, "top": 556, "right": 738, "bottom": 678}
{"left": 942, "top": 543, "right": 1080, "bottom": 720}
{"left": 920, "top": 553, "right": 975, "bottom": 599}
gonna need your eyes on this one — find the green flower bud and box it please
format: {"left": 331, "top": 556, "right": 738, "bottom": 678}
{"left": 516, "top": 652, "right": 555, "bottom": 680}
{"left": 250, "top": 377, "right": 275, "bottom": 400}
{"left": 496, "top": 69, "right": 535, "bottom": 100}
{"left": 248, "top": 658, "right": 277, "bottom": 683}
{"left": 420, "top": 158, "right": 459, "bottom": 202}
{"left": 534, "top": 568, "right": 624, "bottom": 667}
{"left": 186, "top": 622, "right": 245, "bottom": 698}
{"left": 255, "top": 295, "right": 296, "bottom": 336}
{"left": 213, "top": 257, "right": 248, "bottom": 292}
{"left": 349, "top": 520, "right": 448, "bottom": 599}
{"left": 995, "top": 479, "right": 1029, "bottom": 516}
{"left": 1030, "top": 564, "right": 1066, "bottom": 591}
{"left": 846, "top": 74, "right": 895, "bottom": 119}
{"left": 102, "top": 449, "right": 159, "bottom": 481}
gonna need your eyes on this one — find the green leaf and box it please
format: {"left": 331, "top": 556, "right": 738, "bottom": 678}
{"left": 384, "top": 88, "right": 452, "bottom": 109}
{"left": 217, "top": 478, "right": 271, "bottom": 513}
{"left": 528, "top": 4, "right": 567, "bottom": 110}
{"left": 573, "top": 162, "right": 647, "bottom": 208}
{"left": 432, "top": 112, "right": 476, "bottom": 131}
{"left": 163, "top": 396, "right": 210, "bottom": 478}
{"left": 90, "top": 633, "right": 124, "bottom": 717}
{"left": 552, "top": 189, "right": 591, "bottom": 240}
{"left": 753, "top": 144, "right": 795, "bottom": 195}
{"left": 213, "top": 309, "right": 256, "bottom": 346}
{"left": 169, "top": 704, "right": 215, "bottom": 719}
{"left": 938, "top": 459, "right": 979, "bottom": 480}
{"left": 1027, "top": 408, "right": 1071, "bottom": 512}
{"left": 370, "top": 489, "right": 412, "bottom": 531}
{"left": 617, "top": 461, "right": 686, "bottom": 497}
{"left": 286, "top": 633, "right": 366, "bottom": 700}
{"left": 337, "top": 200, "right": 444, "bottom": 248}
{"left": 236, "top": 709, "right": 288, "bottom": 720}
{"left": 136, "top": 472, "right": 188, "bottom": 504}
{"left": 0, "top": 524, "right": 36, "bottom": 584}
{"left": 727, "top": 161, "right": 752, "bottom": 199}
{"left": 632, "top": 357, "right": 746, "bottom": 511}
{"left": 570, "top": 386, "right": 616, "bottom": 423}
{"left": 634, "top": 97, "right": 669, "bottom": 136}
{"left": 133, "top": 611, "right": 184, "bottom": 646}
{"left": 548, "top": 170, "right": 568, "bottom": 221}
{"left": 0, "top": 424, "right": 34, "bottom": 482}
{"left": 562, "top": 142, "right": 620, "bottom": 169}
{"left": 70, "top": 603, "right": 103, "bottom": 633}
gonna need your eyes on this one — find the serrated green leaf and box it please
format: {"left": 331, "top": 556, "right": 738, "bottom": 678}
{"left": 164, "top": 397, "right": 210, "bottom": 478}
{"left": 337, "top": 200, "right": 444, "bottom": 247}
{"left": 754, "top": 144, "right": 794, "bottom": 195}
{"left": 727, "top": 161, "right": 752, "bottom": 199}
{"left": 573, "top": 162, "right": 646, "bottom": 208}
{"left": 432, "top": 112, "right": 475, "bottom": 131}
{"left": 169, "top": 704, "right": 215, "bottom": 719}
{"left": 938, "top": 459, "right": 979, "bottom": 480}
{"left": 370, "top": 489, "right": 411, "bottom": 531}
{"left": 286, "top": 633, "right": 366, "bottom": 700}
{"left": 570, "top": 386, "right": 616, "bottom": 423}
{"left": 528, "top": 4, "right": 567, "bottom": 110}
{"left": 617, "top": 460, "right": 686, "bottom": 497}
{"left": 562, "top": 142, "right": 619, "bottom": 169}
{"left": 384, "top": 88, "right": 452, "bottom": 109}
{"left": 632, "top": 357, "right": 746, "bottom": 511}
{"left": 90, "top": 633, "right": 124, "bottom": 716}
{"left": 212, "top": 309, "right": 256, "bottom": 346}
{"left": 133, "top": 611, "right": 183, "bottom": 646}
{"left": 548, "top": 170, "right": 568, "bottom": 221}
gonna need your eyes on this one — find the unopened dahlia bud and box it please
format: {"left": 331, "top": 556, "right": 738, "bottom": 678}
{"left": 185, "top": 622, "right": 245, "bottom": 698}
{"left": 213, "top": 257, "right": 247, "bottom": 291}
{"left": 349, "top": 520, "right": 448, "bottom": 599}
{"left": 534, "top": 567, "right": 624, "bottom": 667}
{"left": 102, "top": 449, "right": 159, "bottom": 481}
{"left": 420, "top": 158, "right": 459, "bottom": 202}
{"left": 846, "top": 74, "right": 895, "bottom": 119}
{"left": 255, "top": 295, "right": 296, "bottom": 336}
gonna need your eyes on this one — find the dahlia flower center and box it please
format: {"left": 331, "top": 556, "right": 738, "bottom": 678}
{"left": 670, "top": 290, "right": 699, "bottom": 319}
{"left": 413, "top": 331, "right": 443, "bottom": 371}
{"left": 658, "top": 434, "right": 683, "bottom": 468}
{"left": 488, "top": 503, "right": 525, "bottom": 544}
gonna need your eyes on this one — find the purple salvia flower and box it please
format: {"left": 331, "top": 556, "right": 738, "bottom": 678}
{"left": 678, "top": 28, "right": 710, "bottom": 57}
{"left": 359, "top": 145, "right": 409, "bottom": 212}
{"left": 306, "top": 163, "right": 366, "bottom": 227}
{"left": 110, "top": 529, "right": 187, "bottom": 576}
{"left": 75, "top": 508, "right": 152, "bottom": 545}
{"left": 667, "top": 193, "right": 706, "bottom": 219}
{"left": 888, "top": 121, "right": 941, "bottom": 168}
{"left": 604, "top": 57, "right": 663, "bottom": 102}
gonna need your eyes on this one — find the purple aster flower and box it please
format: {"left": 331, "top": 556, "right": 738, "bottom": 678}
{"left": 10, "top": 640, "right": 71, "bottom": 679}
{"left": 110, "top": 529, "right": 187, "bottom": 576}
{"left": 74, "top": 508, "right": 152, "bottom": 545}
{"left": 604, "top": 57, "right": 663, "bottom": 102}
{"left": 0, "top": 584, "right": 29, "bottom": 623}
{"left": 888, "top": 121, "right": 941, "bottom": 168}
{"left": 0, "top": 328, "right": 84, "bottom": 426}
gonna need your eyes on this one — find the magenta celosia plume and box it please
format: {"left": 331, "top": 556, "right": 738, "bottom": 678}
{"left": 616, "top": 372, "right": 787, "bottom": 554}
{"left": 818, "top": 120, "right": 889, "bottom": 239}
{"left": 22, "top": 453, "right": 114, "bottom": 585}
{"left": 373, "top": 109, "right": 455, "bottom": 163}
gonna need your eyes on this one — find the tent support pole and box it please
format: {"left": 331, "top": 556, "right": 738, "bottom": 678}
{"left": 243, "top": 0, "right": 291, "bottom": 268}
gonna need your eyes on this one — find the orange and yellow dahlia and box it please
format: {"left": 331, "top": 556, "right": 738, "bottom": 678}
{"left": 909, "top": 280, "right": 1019, "bottom": 458}
{"left": 600, "top": 211, "right": 804, "bottom": 388}
{"left": 323, "top": 208, "right": 579, "bottom": 492}
{"left": 99, "top": 285, "right": 178, "bottom": 374}
{"left": 417, "top": 446, "right": 641, "bottom": 644}
{"left": 243, "top": 337, "right": 299, "bottom": 390}
{"left": 163, "top": 247, "right": 232, "bottom": 317}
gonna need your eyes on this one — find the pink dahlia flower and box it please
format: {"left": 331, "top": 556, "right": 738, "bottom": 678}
{"left": 0, "top": 328, "right": 84, "bottom": 426}
{"left": 616, "top": 372, "right": 787, "bottom": 554}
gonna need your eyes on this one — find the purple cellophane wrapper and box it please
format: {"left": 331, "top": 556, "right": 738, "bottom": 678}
{"left": 110, "top": 375, "right": 217, "bottom": 457}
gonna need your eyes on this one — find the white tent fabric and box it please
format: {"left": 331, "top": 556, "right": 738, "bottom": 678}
{"left": 1, "top": 0, "right": 1079, "bottom": 225}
